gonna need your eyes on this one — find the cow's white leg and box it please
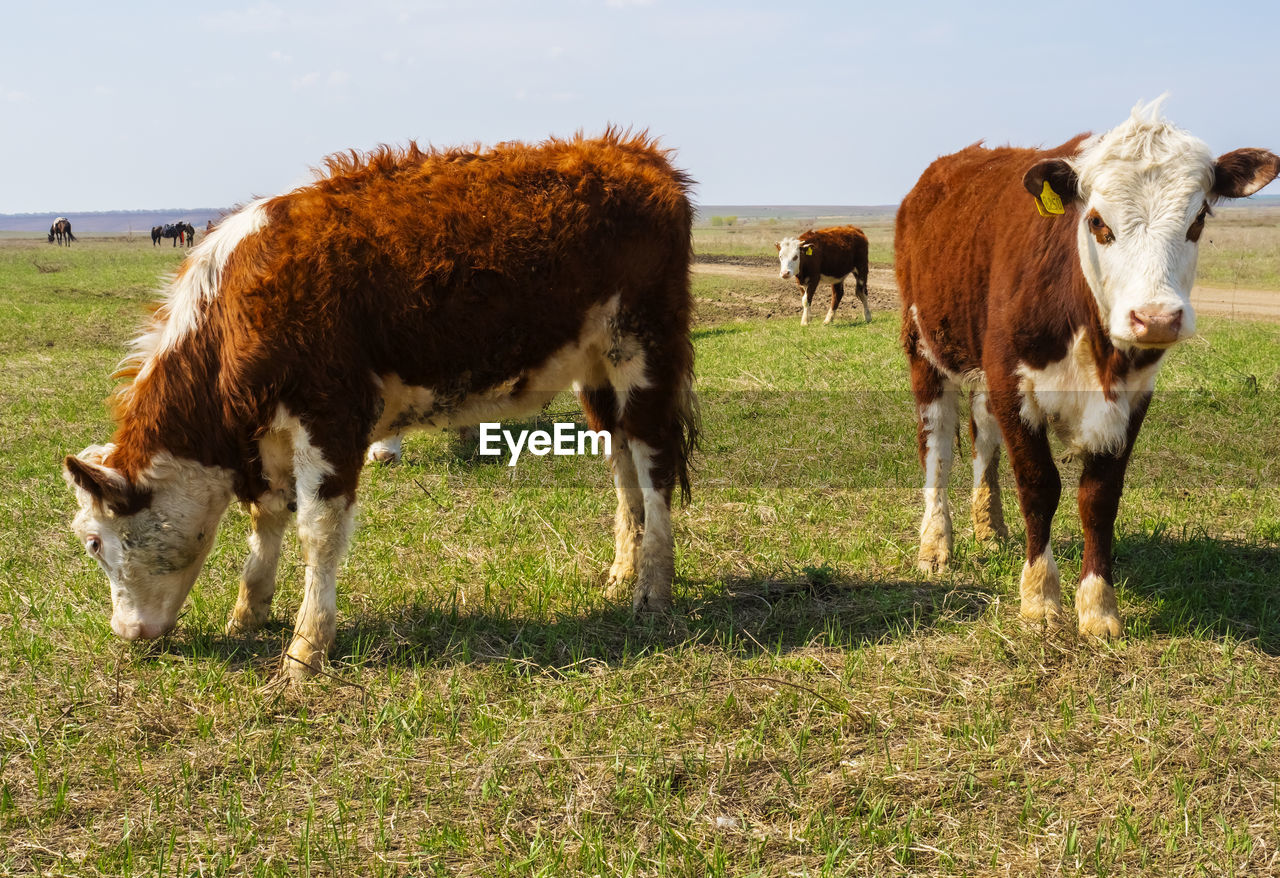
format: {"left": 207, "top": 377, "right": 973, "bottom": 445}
{"left": 1076, "top": 573, "right": 1120, "bottom": 638}
{"left": 366, "top": 435, "right": 402, "bottom": 464}
{"left": 281, "top": 428, "right": 355, "bottom": 680}
{"left": 605, "top": 435, "right": 645, "bottom": 596}
{"left": 226, "top": 496, "right": 293, "bottom": 633}
{"left": 855, "top": 276, "right": 873, "bottom": 323}
{"left": 917, "top": 390, "right": 959, "bottom": 572}
{"left": 970, "top": 391, "right": 1008, "bottom": 542}
{"left": 823, "top": 281, "right": 844, "bottom": 325}
{"left": 627, "top": 440, "right": 673, "bottom": 613}
{"left": 800, "top": 293, "right": 811, "bottom": 326}
{"left": 286, "top": 493, "right": 354, "bottom": 680}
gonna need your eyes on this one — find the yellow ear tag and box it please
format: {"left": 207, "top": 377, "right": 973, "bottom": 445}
{"left": 804, "top": 246, "right": 813, "bottom": 256}
{"left": 1036, "top": 180, "right": 1065, "bottom": 217}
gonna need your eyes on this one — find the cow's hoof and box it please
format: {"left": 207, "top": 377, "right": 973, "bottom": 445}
{"left": 1020, "top": 600, "right": 1067, "bottom": 629}
{"left": 1075, "top": 573, "right": 1120, "bottom": 638}
{"left": 1078, "top": 612, "right": 1122, "bottom": 639}
{"left": 605, "top": 562, "right": 636, "bottom": 600}
{"left": 632, "top": 587, "right": 673, "bottom": 615}
{"left": 973, "top": 520, "right": 1010, "bottom": 543}
{"left": 225, "top": 606, "right": 269, "bottom": 635}
{"left": 917, "top": 550, "right": 950, "bottom": 575}
{"left": 284, "top": 641, "right": 326, "bottom": 681}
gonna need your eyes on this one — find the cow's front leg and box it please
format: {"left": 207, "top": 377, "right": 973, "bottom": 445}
{"left": 1075, "top": 401, "right": 1147, "bottom": 638}
{"left": 366, "top": 435, "right": 402, "bottom": 464}
{"left": 227, "top": 495, "right": 294, "bottom": 634}
{"left": 800, "top": 280, "right": 817, "bottom": 325}
{"left": 990, "top": 391, "right": 1064, "bottom": 626}
{"left": 286, "top": 492, "right": 355, "bottom": 679}
{"left": 824, "top": 281, "right": 844, "bottom": 325}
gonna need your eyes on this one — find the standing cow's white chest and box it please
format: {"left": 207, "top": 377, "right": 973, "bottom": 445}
{"left": 1015, "top": 329, "right": 1163, "bottom": 457}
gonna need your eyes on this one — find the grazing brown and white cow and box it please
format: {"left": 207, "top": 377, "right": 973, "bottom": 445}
{"left": 63, "top": 131, "right": 699, "bottom": 679}
{"left": 776, "top": 225, "right": 872, "bottom": 325}
{"left": 897, "top": 100, "right": 1279, "bottom": 637}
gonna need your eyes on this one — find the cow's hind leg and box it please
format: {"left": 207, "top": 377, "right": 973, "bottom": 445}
{"left": 617, "top": 388, "right": 687, "bottom": 613}
{"left": 824, "top": 281, "right": 844, "bottom": 325}
{"left": 911, "top": 354, "right": 959, "bottom": 573}
{"left": 854, "top": 271, "right": 872, "bottom": 324}
{"left": 578, "top": 385, "right": 644, "bottom": 596}
{"left": 969, "top": 390, "right": 1008, "bottom": 542}
{"left": 600, "top": 338, "right": 696, "bottom": 613}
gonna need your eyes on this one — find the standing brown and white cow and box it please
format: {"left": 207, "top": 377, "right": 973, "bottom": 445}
{"left": 776, "top": 225, "right": 872, "bottom": 325}
{"left": 63, "top": 131, "right": 699, "bottom": 679}
{"left": 897, "top": 100, "right": 1279, "bottom": 637}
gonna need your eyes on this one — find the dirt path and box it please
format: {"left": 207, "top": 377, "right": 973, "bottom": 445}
{"left": 693, "top": 261, "right": 1280, "bottom": 322}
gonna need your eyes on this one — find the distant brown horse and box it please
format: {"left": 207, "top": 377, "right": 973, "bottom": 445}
{"left": 48, "top": 217, "right": 76, "bottom": 246}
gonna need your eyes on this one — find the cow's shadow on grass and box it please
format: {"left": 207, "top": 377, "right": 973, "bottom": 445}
{"left": 144, "top": 532, "right": 1279, "bottom": 674}
{"left": 1112, "top": 530, "right": 1280, "bottom": 652}
{"left": 155, "top": 569, "right": 996, "bottom": 674}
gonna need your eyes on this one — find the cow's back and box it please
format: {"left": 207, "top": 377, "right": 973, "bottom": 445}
{"left": 801, "top": 225, "right": 868, "bottom": 280}
{"left": 896, "top": 136, "right": 1089, "bottom": 373}
{"left": 210, "top": 133, "right": 694, "bottom": 405}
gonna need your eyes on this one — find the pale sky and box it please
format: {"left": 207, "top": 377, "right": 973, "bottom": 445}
{"left": 3, "top": 1, "right": 1277, "bottom": 212}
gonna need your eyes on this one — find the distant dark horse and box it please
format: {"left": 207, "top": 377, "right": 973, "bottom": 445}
{"left": 48, "top": 217, "right": 76, "bottom": 246}
{"left": 151, "top": 223, "right": 195, "bottom": 247}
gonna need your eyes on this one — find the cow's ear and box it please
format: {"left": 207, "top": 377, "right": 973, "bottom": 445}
{"left": 1212, "top": 148, "right": 1280, "bottom": 199}
{"left": 1023, "top": 159, "right": 1079, "bottom": 216}
{"left": 775, "top": 241, "right": 781, "bottom": 251}
{"left": 63, "top": 454, "right": 148, "bottom": 515}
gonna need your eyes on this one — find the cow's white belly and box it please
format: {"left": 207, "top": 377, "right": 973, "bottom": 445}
{"left": 368, "top": 294, "right": 647, "bottom": 440}
{"left": 1016, "top": 329, "right": 1162, "bottom": 456}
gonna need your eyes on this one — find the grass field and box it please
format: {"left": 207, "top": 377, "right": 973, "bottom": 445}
{"left": 2, "top": 234, "right": 1279, "bottom": 875}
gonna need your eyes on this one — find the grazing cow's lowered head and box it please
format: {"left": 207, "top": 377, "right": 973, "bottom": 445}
{"left": 1023, "top": 98, "right": 1280, "bottom": 350}
{"left": 776, "top": 236, "right": 806, "bottom": 279}
{"left": 64, "top": 445, "right": 232, "bottom": 640}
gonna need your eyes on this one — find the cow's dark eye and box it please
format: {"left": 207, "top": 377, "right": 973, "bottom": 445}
{"left": 1187, "top": 203, "right": 1211, "bottom": 243}
{"left": 1086, "top": 209, "right": 1114, "bottom": 245}
{"left": 86, "top": 536, "right": 102, "bottom": 556}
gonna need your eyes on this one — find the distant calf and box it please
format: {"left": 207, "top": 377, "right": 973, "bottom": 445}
{"left": 776, "top": 226, "right": 871, "bottom": 325}
{"left": 64, "top": 131, "right": 699, "bottom": 680}
{"left": 897, "top": 100, "right": 1279, "bottom": 637}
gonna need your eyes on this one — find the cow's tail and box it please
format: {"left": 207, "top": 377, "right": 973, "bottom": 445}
{"left": 673, "top": 372, "right": 700, "bottom": 506}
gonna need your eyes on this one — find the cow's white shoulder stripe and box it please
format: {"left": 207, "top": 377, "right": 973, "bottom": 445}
{"left": 125, "top": 199, "right": 272, "bottom": 387}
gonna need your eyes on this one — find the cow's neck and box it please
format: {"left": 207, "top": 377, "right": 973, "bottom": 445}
{"left": 108, "top": 329, "right": 261, "bottom": 497}
{"left": 1075, "top": 274, "right": 1168, "bottom": 391}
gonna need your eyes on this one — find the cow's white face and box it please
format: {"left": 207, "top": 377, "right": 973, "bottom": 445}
{"left": 1075, "top": 175, "right": 1208, "bottom": 349}
{"left": 1025, "top": 100, "right": 1280, "bottom": 351}
{"left": 777, "top": 237, "right": 802, "bottom": 279}
{"left": 64, "top": 447, "right": 232, "bottom": 640}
